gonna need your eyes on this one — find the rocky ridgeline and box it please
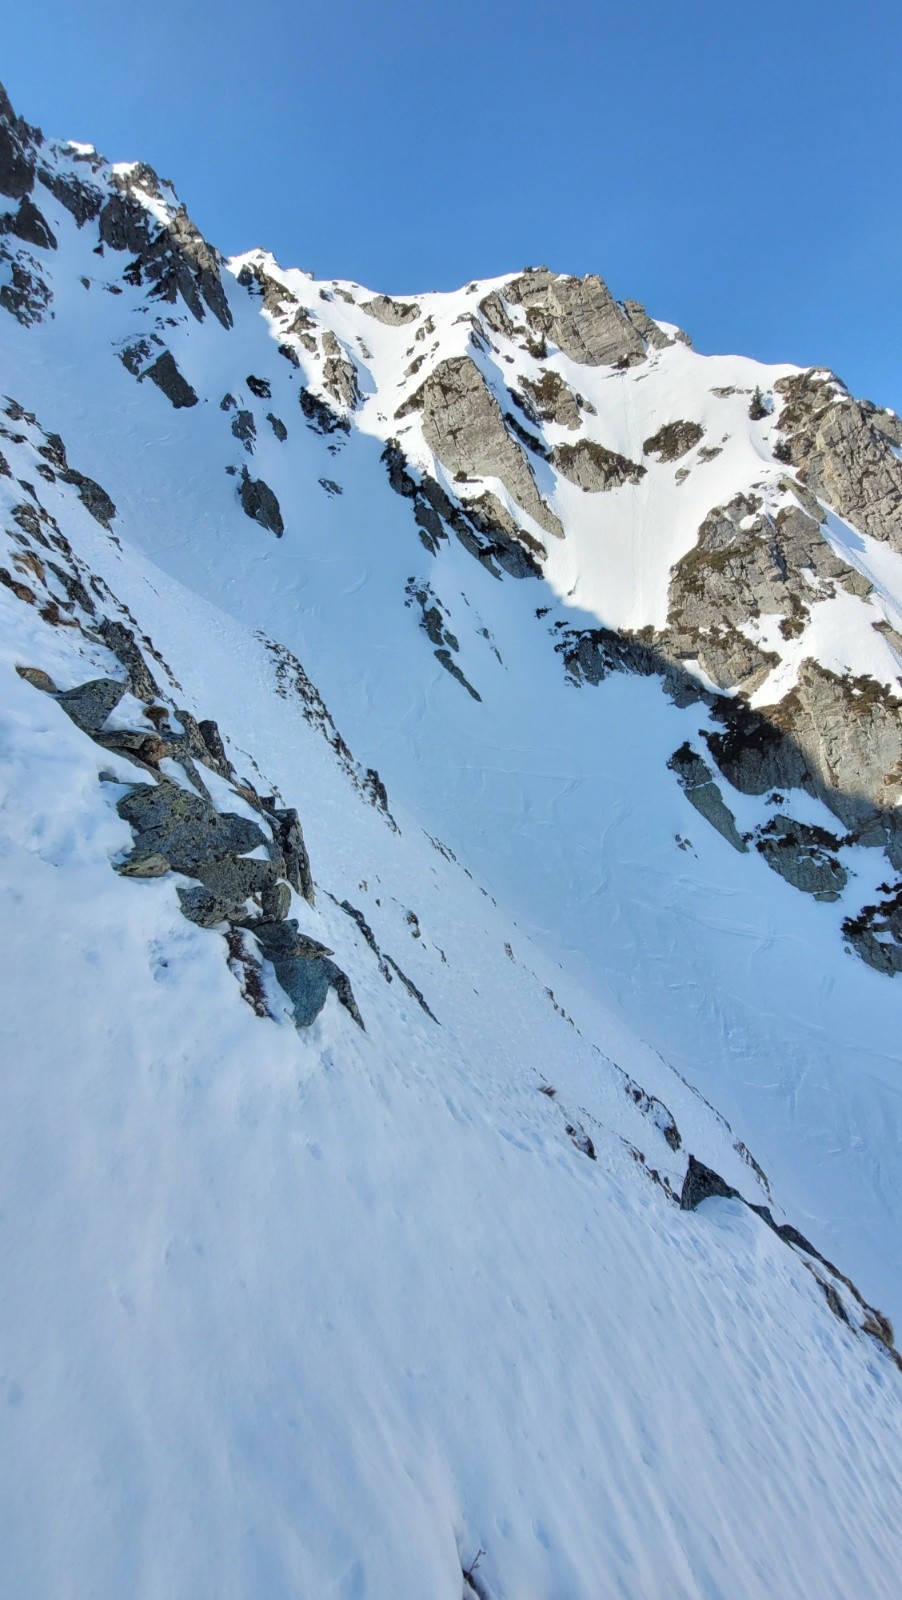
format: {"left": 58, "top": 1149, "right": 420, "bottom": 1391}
{"left": 2, "top": 81, "right": 901, "bottom": 973}
{"left": 0, "top": 398, "right": 375, "bottom": 1031}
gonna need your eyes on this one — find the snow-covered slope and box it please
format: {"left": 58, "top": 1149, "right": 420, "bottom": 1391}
{"left": 1, "top": 84, "right": 901, "bottom": 1599}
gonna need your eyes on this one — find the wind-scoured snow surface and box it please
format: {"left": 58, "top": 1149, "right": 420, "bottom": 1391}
{"left": 1, "top": 103, "right": 901, "bottom": 1599}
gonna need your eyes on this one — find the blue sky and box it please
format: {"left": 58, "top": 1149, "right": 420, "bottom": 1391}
{"left": 6, "top": 0, "right": 900, "bottom": 407}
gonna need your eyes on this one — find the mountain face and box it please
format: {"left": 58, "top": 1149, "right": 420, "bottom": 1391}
{"left": 1, "top": 84, "right": 902, "bottom": 1600}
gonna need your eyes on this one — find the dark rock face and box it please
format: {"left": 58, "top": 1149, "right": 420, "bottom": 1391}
{"left": 264, "top": 805, "right": 314, "bottom": 904}
{"left": 0, "top": 84, "right": 37, "bottom": 199}
{"left": 668, "top": 743, "right": 747, "bottom": 853}
{"left": 267, "top": 413, "right": 287, "bottom": 442}
{"left": 37, "top": 167, "right": 103, "bottom": 226}
{"left": 0, "top": 196, "right": 56, "bottom": 250}
{"left": 246, "top": 374, "right": 271, "bottom": 399}
{"left": 0, "top": 257, "right": 51, "bottom": 325}
{"left": 238, "top": 467, "right": 284, "bottom": 536}
{"left": 38, "top": 433, "right": 117, "bottom": 526}
{"left": 55, "top": 676, "right": 127, "bottom": 733}
{"left": 300, "top": 388, "right": 350, "bottom": 435}
{"left": 143, "top": 350, "right": 199, "bottom": 409}
{"left": 231, "top": 408, "right": 256, "bottom": 450}
{"left": 755, "top": 815, "right": 847, "bottom": 900}
{"left": 843, "top": 884, "right": 902, "bottom": 976}
{"left": 643, "top": 421, "right": 704, "bottom": 462}
{"left": 254, "top": 919, "right": 363, "bottom": 1028}
{"left": 680, "top": 1155, "right": 738, "bottom": 1210}
{"left": 97, "top": 619, "right": 160, "bottom": 702}
{"left": 99, "top": 167, "right": 233, "bottom": 329}
{"left": 117, "top": 781, "right": 267, "bottom": 873}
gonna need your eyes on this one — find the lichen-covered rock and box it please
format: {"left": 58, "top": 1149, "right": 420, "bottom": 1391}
{"left": 668, "top": 743, "right": 748, "bottom": 853}
{"left": 116, "top": 781, "right": 268, "bottom": 873}
{"left": 397, "top": 355, "right": 563, "bottom": 538}
{"left": 142, "top": 350, "right": 199, "bottom": 409}
{"left": 97, "top": 619, "right": 160, "bottom": 702}
{"left": 663, "top": 493, "right": 867, "bottom": 694}
{"left": 552, "top": 438, "right": 645, "bottom": 492}
{"left": 504, "top": 269, "right": 647, "bottom": 368}
{"left": 755, "top": 815, "right": 847, "bottom": 900}
{"left": 264, "top": 805, "right": 314, "bottom": 904}
{"left": 238, "top": 467, "right": 284, "bottom": 536}
{"left": 775, "top": 369, "right": 902, "bottom": 551}
{"left": 361, "top": 294, "right": 420, "bottom": 325}
{"left": 254, "top": 918, "right": 363, "bottom": 1028}
{"left": 517, "top": 370, "right": 583, "bottom": 429}
{"left": 55, "top": 676, "right": 127, "bottom": 733}
{"left": 643, "top": 421, "right": 704, "bottom": 462}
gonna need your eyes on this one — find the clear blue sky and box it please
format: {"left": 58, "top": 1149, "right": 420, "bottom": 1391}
{"left": 6, "top": 0, "right": 900, "bottom": 407}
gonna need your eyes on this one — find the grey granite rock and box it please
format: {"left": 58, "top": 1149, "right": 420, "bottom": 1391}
{"left": 397, "top": 355, "right": 563, "bottom": 538}
{"left": 552, "top": 439, "right": 645, "bottom": 491}
{"left": 776, "top": 369, "right": 902, "bottom": 551}
{"left": 55, "top": 676, "right": 127, "bottom": 733}
{"left": 504, "top": 269, "right": 647, "bottom": 368}
{"left": 361, "top": 294, "right": 420, "bottom": 325}
{"left": 116, "top": 781, "right": 267, "bottom": 873}
{"left": 668, "top": 743, "right": 747, "bottom": 852}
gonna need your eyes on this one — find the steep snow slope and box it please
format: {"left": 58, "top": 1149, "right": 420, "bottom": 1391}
{"left": 1, "top": 84, "right": 901, "bottom": 1599}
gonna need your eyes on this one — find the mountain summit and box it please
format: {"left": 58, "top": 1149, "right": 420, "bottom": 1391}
{"left": 1, "top": 84, "right": 901, "bottom": 1600}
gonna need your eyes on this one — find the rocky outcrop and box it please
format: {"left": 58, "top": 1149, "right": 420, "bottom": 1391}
{"left": 843, "top": 883, "right": 902, "bottom": 975}
{"left": 382, "top": 440, "right": 545, "bottom": 579}
{"left": 143, "top": 350, "right": 199, "bottom": 409}
{"left": 663, "top": 493, "right": 868, "bottom": 695}
{"left": 551, "top": 438, "right": 645, "bottom": 492}
{"left": 405, "top": 579, "right": 482, "bottom": 700}
{"left": 99, "top": 165, "right": 233, "bottom": 329}
{"left": 362, "top": 294, "right": 420, "bottom": 325}
{"left": 238, "top": 467, "right": 284, "bottom": 536}
{"left": 622, "top": 299, "right": 677, "bottom": 349}
{"left": 776, "top": 369, "right": 902, "bottom": 551}
{"left": 668, "top": 743, "right": 747, "bottom": 852}
{"left": 0, "top": 82, "right": 39, "bottom": 199}
{"left": 397, "top": 356, "right": 563, "bottom": 538}
{"left": 754, "top": 815, "right": 847, "bottom": 900}
{"left": 644, "top": 420, "right": 704, "bottom": 462}
{"left": 516, "top": 370, "right": 584, "bottom": 430}
{"left": 0, "top": 195, "right": 56, "bottom": 250}
{"left": 504, "top": 269, "right": 647, "bottom": 368}
{"left": 320, "top": 330, "right": 361, "bottom": 410}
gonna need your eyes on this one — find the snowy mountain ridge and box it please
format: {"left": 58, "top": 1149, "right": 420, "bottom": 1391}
{"left": 1, "top": 83, "right": 902, "bottom": 1600}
